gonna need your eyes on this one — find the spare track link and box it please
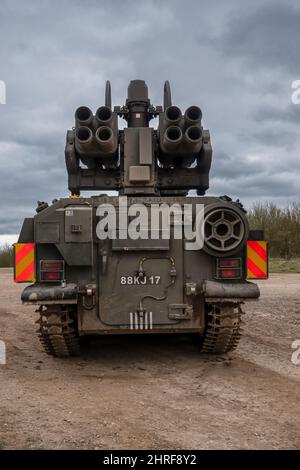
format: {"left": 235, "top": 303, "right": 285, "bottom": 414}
{"left": 36, "top": 305, "right": 80, "bottom": 357}
{"left": 201, "top": 303, "right": 244, "bottom": 354}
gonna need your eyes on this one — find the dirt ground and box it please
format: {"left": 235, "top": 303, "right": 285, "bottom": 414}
{"left": 0, "top": 268, "right": 299, "bottom": 450}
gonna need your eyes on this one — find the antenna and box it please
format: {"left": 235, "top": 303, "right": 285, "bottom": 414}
{"left": 105, "top": 80, "right": 112, "bottom": 108}
{"left": 163, "top": 80, "right": 172, "bottom": 110}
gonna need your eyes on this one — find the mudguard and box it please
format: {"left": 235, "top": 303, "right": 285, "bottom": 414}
{"left": 21, "top": 283, "right": 78, "bottom": 305}
{"left": 202, "top": 280, "right": 260, "bottom": 302}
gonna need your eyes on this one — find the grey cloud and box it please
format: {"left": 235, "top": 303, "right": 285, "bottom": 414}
{"left": 255, "top": 103, "right": 300, "bottom": 125}
{"left": 0, "top": 0, "right": 300, "bottom": 235}
{"left": 243, "top": 129, "right": 296, "bottom": 148}
{"left": 215, "top": 2, "right": 300, "bottom": 74}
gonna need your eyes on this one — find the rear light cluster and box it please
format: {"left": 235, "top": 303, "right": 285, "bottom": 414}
{"left": 216, "top": 258, "right": 242, "bottom": 279}
{"left": 40, "top": 260, "right": 64, "bottom": 282}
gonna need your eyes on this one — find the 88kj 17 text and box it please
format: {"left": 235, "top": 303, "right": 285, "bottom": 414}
{"left": 120, "top": 275, "right": 161, "bottom": 285}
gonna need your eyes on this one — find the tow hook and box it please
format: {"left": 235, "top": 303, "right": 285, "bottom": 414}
{"left": 82, "top": 284, "right": 96, "bottom": 310}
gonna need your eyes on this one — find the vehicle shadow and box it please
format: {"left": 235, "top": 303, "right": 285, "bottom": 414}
{"left": 78, "top": 334, "right": 225, "bottom": 366}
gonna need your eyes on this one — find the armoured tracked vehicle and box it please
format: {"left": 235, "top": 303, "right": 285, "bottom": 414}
{"left": 14, "top": 80, "right": 268, "bottom": 357}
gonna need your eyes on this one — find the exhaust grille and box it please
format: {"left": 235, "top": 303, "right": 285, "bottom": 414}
{"left": 205, "top": 207, "right": 246, "bottom": 254}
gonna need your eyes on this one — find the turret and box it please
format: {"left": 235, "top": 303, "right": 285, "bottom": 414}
{"left": 65, "top": 80, "right": 212, "bottom": 196}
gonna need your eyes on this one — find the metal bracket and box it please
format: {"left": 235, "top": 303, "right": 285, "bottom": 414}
{"left": 168, "top": 304, "right": 193, "bottom": 320}
{"left": 185, "top": 282, "right": 200, "bottom": 296}
{"left": 71, "top": 224, "right": 82, "bottom": 233}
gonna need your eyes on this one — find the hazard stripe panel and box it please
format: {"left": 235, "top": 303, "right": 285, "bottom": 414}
{"left": 247, "top": 241, "right": 268, "bottom": 280}
{"left": 14, "top": 243, "right": 36, "bottom": 283}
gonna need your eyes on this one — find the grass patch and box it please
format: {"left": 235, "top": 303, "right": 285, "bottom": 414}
{"left": 269, "top": 258, "right": 300, "bottom": 273}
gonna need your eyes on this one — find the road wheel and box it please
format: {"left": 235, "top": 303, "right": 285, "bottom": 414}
{"left": 36, "top": 305, "right": 81, "bottom": 358}
{"left": 200, "top": 303, "right": 243, "bottom": 354}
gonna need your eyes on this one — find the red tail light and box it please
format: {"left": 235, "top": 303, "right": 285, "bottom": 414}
{"left": 216, "top": 258, "right": 241, "bottom": 279}
{"left": 41, "top": 261, "right": 64, "bottom": 271}
{"left": 218, "top": 259, "right": 240, "bottom": 268}
{"left": 40, "top": 260, "right": 64, "bottom": 282}
{"left": 219, "top": 269, "right": 240, "bottom": 279}
{"left": 41, "top": 271, "right": 62, "bottom": 281}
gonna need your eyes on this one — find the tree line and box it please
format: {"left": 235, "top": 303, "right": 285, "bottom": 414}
{"left": 248, "top": 202, "right": 300, "bottom": 259}
{"left": 0, "top": 244, "right": 13, "bottom": 268}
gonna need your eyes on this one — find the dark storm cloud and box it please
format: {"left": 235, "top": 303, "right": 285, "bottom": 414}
{"left": 255, "top": 103, "right": 300, "bottom": 125}
{"left": 0, "top": 0, "right": 300, "bottom": 236}
{"left": 216, "top": 2, "right": 300, "bottom": 73}
{"left": 249, "top": 128, "right": 296, "bottom": 147}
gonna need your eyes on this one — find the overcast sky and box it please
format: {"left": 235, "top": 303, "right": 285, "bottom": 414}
{"left": 0, "top": 0, "right": 300, "bottom": 241}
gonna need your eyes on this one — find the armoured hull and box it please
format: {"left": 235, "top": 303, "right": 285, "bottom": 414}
{"left": 15, "top": 79, "right": 267, "bottom": 357}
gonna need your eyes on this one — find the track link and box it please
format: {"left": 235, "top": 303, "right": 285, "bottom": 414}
{"left": 200, "top": 303, "right": 244, "bottom": 354}
{"left": 36, "top": 306, "right": 81, "bottom": 357}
